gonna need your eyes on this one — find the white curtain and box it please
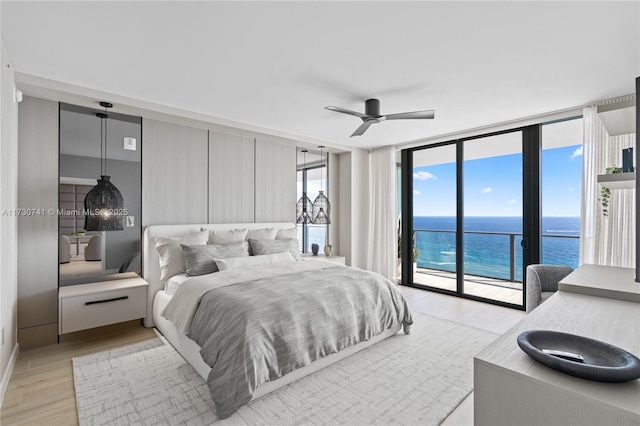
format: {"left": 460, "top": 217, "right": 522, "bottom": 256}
{"left": 367, "top": 146, "right": 397, "bottom": 281}
{"left": 580, "top": 104, "right": 636, "bottom": 268}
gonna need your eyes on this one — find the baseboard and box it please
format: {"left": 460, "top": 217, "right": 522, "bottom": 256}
{"left": 0, "top": 343, "right": 19, "bottom": 406}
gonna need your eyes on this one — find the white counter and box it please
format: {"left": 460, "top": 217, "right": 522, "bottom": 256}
{"left": 559, "top": 263, "right": 640, "bottom": 303}
{"left": 474, "top": 264, "right": 640, "bottom": 426}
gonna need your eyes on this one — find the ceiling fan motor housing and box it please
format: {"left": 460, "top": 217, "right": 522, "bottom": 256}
{"left": 365, "top": 99, "right": 381, "bottom": 117}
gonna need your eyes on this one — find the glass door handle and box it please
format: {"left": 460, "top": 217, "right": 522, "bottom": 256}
{"left": 521, "top": 237, "right": 529, "bottom": 249}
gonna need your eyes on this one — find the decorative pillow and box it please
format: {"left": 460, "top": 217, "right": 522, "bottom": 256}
{"left": 248, "top": 238, "right": 301, "bottom": 261}
{"left": 246, "top": 228, "right": 277, "bottom": 240}
{"left": 200, "top": 227, "right": 248, "bottom": 245}
{"left": 181, "top": 241, "right": 249, "bottom": 276}
{"left": 155, "top": 230, "right": 208, "bottom": 281}
{"left": 215, "top": 252, "right": 296, "bottom": 271}
{"left": 276, "top": 227, "right": 298, "bottom": 240}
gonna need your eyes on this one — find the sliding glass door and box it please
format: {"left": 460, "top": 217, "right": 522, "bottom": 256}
{"left": 462, "top": 131, "right": 524, "bottom": 305}
{"left": 411, "top": 144, "right": 458, "bottom": 291}
{"left": 402, "top": 118, "right": 583, "bottom": 309}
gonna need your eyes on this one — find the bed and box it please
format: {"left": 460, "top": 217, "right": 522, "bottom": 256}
{"left": 143, "top": 222, "right": 412, "bottom": 419}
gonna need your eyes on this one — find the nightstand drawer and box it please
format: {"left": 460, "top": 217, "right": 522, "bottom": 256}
{"left": 59, "top": 279, "right": 147, "bottom": 334}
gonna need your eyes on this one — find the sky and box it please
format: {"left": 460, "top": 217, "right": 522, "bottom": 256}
{"left": 412, "top": 144, "right": 583, "bottom": 217}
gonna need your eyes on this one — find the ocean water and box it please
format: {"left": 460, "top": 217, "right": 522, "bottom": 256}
{"left": 413, "top": 216, "right": 580, "bottom": 282}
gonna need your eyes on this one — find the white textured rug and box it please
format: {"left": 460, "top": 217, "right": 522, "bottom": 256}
{"left": 73, "top": 313, "right": 498, "bottom": 425}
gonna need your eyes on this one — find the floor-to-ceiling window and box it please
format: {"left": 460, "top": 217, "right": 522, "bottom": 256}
{"left": 401, "top": 117, "right": 583, "bottom": 310}
{"left": 541, "top": 119, "right": 583, "bottom": 269}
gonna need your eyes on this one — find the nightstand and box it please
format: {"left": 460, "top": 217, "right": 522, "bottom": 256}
{"left": 301, "top": 253, "right": 346, "bottom": 265}
{"left": 58, "top": 275, "right": 148, "bottom": 334}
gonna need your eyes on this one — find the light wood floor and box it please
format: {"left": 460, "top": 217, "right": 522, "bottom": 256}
{"left": 1, "top": 286, "right": 525, "bottom": 425}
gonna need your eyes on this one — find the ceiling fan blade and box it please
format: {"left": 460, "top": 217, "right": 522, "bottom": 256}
{"left": 350, "top": 120, "right": 374, "bottom": 137}
{"left": 383, "top": 110, "right": 435, "bottom": 120}
{"left": 325, "top": 106, "right": 368, "bottom": 119}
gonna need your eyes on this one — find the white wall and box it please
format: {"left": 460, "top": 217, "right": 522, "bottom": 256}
{"left": 350, "top": 149, "right": 371, "bottom": 269}
{"left": 337, "top": 149, "right": 370, "bottom": 268}
{"left": 0, "top": 39, "right": 19, "bottom": 400}
{"left": 338, "top": 153, "right": 352, "bottom": 265}
{"left": 327, "top": 152, "right": 339, "bottom": 255}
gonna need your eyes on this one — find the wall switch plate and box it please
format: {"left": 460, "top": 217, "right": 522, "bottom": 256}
{"left": 123, "top": 137, "right": 137, "bottom": 151}
{"left": 126, "top": 216, "right": 135, "bottom": 227}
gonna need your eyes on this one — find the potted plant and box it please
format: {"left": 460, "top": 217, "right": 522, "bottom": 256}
{"left": 600, "top": 166, "right": 623, "bottom": 216}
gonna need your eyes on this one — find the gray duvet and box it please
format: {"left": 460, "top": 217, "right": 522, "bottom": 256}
{"left": 173, "top": 261, "right": 412, "bottom": 419}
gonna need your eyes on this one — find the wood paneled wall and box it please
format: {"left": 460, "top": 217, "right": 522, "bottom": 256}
{"left": 142, "top": 123, "right": 297, "bottom": 227}
{"left": 17, "top": 97, "right": 59, "bottom": 349}
{"left": 142, "top": 119, "right": 209, "bottom": 226}
{"left": 208, "top": 132, "right": 255, "bottom": 223}
{"left": 255, "top": 139, "right": 297, "bottom": 223}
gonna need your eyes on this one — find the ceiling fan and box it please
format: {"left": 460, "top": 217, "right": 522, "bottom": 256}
{"left": 325, "top": 98, "right": 435, "bottom": 137}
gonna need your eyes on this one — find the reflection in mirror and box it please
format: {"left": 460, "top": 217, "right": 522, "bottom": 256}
{"left": 296, "top": 148, "right": 328, "bottom": 252}
{"left": 58, "top": 103, "right": 142, "bottom": 286}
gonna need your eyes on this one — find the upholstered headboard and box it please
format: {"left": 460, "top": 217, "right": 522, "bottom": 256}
{"left": 142, "top": 222, "right": 296, "bottom": 327}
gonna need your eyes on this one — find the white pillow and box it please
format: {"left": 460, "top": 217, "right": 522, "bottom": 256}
{"left": 155, "top": 230, "right": 208, "bottom": 281}
{"left": 246, "top": 228, "right": 277, "bottom": 240}
{"left": 276, "top": 227, "right": 298, "bottom": 240}
{"left": 215, "top": 252, "right": 296, "bottom": 271}
{"left": 201, "top": 228, "right": 248, "bottom": 245}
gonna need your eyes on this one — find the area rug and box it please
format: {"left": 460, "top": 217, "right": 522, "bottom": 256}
{"left": 73, "top": 313, "right": 498, "bottom": 425}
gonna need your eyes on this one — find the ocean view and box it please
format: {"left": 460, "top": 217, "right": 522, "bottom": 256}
{"left": 413, "top": 216, "right": 580, "bottom": 282}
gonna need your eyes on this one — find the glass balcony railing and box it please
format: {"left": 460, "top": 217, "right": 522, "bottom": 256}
{"left": 413, "top": 229, "right": 579, "bottom": 283}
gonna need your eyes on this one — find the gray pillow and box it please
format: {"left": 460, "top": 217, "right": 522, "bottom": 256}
{"left": 181, "top": 241, "right": 249, "bottom": 276}
{"left": 248, "top": 238, "right": 301, "bottom": 261}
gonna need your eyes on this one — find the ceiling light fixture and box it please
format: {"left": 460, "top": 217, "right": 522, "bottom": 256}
{"left": 296, "top": 149, "right": 314, "bottom": 224}
{"left": 312, "top": 146, "right": 331, "bottom": 225}
{"left": 84, "top": 102, "right": 125, "bottom": 231}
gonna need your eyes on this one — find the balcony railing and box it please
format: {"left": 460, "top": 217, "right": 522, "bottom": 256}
{"left": 413, "top": 228, "right": 579, "bottom": 283}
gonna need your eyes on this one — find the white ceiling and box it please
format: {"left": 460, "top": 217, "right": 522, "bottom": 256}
{"left": 1, "top": 1, "right": 638, "bottom": 150}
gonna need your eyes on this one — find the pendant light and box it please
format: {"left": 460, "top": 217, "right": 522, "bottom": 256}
{"left": 312, "top": 146, "right": 331, "bottom": 224}
{"left": 296, "top": 149, "right": 315, "bottom": 224}
{"left": 84, "top": 102, "right": 125, "bottom": 231}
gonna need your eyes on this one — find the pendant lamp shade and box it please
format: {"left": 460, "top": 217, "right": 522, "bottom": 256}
{"left": 296, "top": 193, "right": 315, "bottom": 224}
{"left": 312, "top": 191, "right": 331, "bottom": 224}
{"left": 84, "top": 175, "right": 124, "bottom": 231}
{"left": 296, "top": 149, "right": 315, "bottom": 224}
{"left": 84, "top": 102, "right": 125, "bottom": 231}
{"left": 312, "top": 146, "right": 331, "bottom": 224}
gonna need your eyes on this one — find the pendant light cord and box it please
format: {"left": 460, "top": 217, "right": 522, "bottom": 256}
{"left": 100, "top": 113, "right": 104, "bottom": 176}
{"left": 321, "top": 147, "right": 324, "bottom": 193}
{"left": 104, "top": 105, "right": 108, "bottom": 176}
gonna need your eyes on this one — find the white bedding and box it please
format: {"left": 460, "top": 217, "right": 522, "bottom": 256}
{"left": 162, "top": 258, "right": 341, "bottom": 334}
{"left": 165, "top": 273, "right": 189, "bottom": 296}
{"left": 153, "top": 288, "right": 402, "bottom": 393}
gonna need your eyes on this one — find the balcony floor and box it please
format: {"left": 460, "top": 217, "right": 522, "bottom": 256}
{"left": 412, "top": 267, "right": 523, "bottom": 305}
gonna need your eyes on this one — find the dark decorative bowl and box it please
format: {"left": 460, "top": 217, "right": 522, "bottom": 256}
{"left": 517, "top": 330, "right": 640, "bottom": 383}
